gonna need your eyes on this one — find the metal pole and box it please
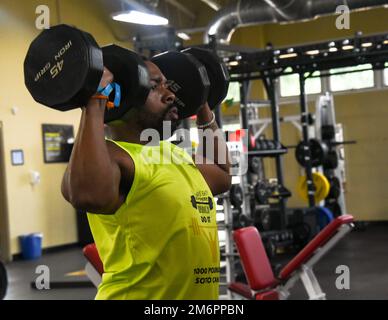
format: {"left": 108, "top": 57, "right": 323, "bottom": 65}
{"left": 239, "top": 81, "right": 250, "bottom": 130}
{"left": 299, "top": 74, "right": 316, "bottom": 207}
{"left": 239, "top": 81, "right": 252, "bottom": 220}
{"left": 263, "top": 76, "right": 287, "bottom": 229}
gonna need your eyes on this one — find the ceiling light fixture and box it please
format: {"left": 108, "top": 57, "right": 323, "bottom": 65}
{"left": 177, "top": 32, "right": 191, "bottom": 40}
{"left": 279, "top": 53, "right": 297, "bottom": 59}
{"left": 306, "top": 50, "right": 320, "bottom": 55}
{"left": 112, "top": 10, "right": 168, "bottom": 26}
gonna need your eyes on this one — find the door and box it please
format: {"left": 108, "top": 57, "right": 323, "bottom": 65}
{"left": 0, "top": 122, "right": 10, "bottom": 262}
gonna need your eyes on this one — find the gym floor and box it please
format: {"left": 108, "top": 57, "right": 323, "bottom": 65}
{"left": 3, "top": 223, "right": 388, "bottom": 300}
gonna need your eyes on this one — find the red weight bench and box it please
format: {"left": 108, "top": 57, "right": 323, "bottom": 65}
{"left": 83, "top": 243, "right": 104, "bottom": 288}
{"left": 229, "top": 215, "right": 354, "bottom": 300}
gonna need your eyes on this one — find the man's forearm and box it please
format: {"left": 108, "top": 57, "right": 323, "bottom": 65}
{"left": 196, "top": 103, "right": 231, "bottom": 174}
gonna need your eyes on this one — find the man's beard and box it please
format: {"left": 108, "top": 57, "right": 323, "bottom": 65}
{"left": 138, "top": 105, "right": 182, "bottom": 140}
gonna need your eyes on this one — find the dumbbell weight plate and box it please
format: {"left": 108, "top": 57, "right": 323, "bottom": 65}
{"left": 327, "top": 176, "right": 341, "bottom": 199}
{"left": 24, "top": 24, "right": 104, "bottom": 110}
{"left": 292, "top": 223, "right": 311, "bottom": 247}
{"left": 259, "top": 140, "right": 268, "bottom": 151}
{"left": 248, "top": 156, "right": 262, "bottom": 174}
{"left": 254, "top": 181, "right": 270, "bottom": 205}
{"left": 24, "top": 25, "right": 151, "bottom": 124}
{"left": 266, "top": 140, "right": 276, "bottom": 150}
{"left": 295, "top": 139, "right": 328, "bottom": 168}
{"left": 181, "top": 47, "right": 230, "bottom": 110}
{"left": 325, "top": 201, "right": 342, "bottom": 217}
{"left": 323, "top": 150, "right": 339, "bottom": 170}
{"left": 275, "top": 141, "right": 282, "bottom": 150}
{"left": 321, "top": 125, "right": 335, "bottom": 141}
{"left": 265, "top": 238, "right": 276, "bottom": 258}
{"left": 254, "top": 139, "right": 262, "bottom": 151}
{"left": 316, "top": 206, "right": 334, "bottom": 230}
{"left": 230, "top": 184, "right": 244, "bottom": 208}
{"left": 238, "top": 214, "right": 252, "bottom": 228}
{"left": 151, "top": 51, "right": 210, "bottom": 119}
{"left": 232, "top": 208, "right": 242, "bottom": 228}
{"left": 260, "top": 210, "right": 271, "bottom": 231}
{"left": 297, "top": 172, "right": 330, "bottom": 203}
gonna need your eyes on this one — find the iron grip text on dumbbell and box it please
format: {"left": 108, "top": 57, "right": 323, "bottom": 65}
{"left": 35, "top": 40, "right": 72, "bottom": 82}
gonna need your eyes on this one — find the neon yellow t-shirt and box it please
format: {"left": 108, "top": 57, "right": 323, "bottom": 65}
{"left": 87, "top": 140, "right": 220, "bottom": 300}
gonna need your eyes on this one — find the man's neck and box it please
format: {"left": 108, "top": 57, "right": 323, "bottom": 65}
{"left": 107, "top": 120, "right": 148, "bottom": 145}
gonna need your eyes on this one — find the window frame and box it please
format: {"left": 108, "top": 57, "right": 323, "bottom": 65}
{"left": 277, "top": 65, "right": 385, "bottom": 104}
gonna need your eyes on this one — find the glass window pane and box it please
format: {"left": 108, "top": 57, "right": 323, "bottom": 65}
{"left": 223, "top": 81, "right": 240, "bottom": 104}
{"left": 383, "top": 62, "right": 388, "bottom": 86}
{"left": 330, "top": 64, "right": 374, "bottom": 91}
{"left": 280, "top": 68, "right": 321, "bottom": 97}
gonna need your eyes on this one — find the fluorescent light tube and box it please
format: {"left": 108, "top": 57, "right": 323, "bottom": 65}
{"left": 112, "top": 10, "right": 168, "bottom": 26}
{"left": 177, "top": 32, "right": 191, "bottom": 40}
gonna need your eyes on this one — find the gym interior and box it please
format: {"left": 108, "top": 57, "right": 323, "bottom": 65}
{"left": 1, "top": 0, "right": 388, "bottom": 301}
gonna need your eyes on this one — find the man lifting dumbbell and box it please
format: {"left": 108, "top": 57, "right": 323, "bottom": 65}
{"left": 24, "top": 25, "right": 231, "bottom": 300}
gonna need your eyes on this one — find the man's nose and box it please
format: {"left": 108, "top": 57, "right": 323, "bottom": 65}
{"left": 162, "top": 88, "right": 175, "bottom": 105}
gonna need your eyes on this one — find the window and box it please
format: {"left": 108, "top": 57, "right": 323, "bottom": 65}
{"left": 329, "top": 64, "right": 374, "bottom": 91}
{"left": 383, "top": 62, "right": 388, "bottom": 86}
{"left": 223, "top": 81, "right": 240, "bottom": 105}
{"left": 279, "top": 68, "right": 321, "bottom": 97}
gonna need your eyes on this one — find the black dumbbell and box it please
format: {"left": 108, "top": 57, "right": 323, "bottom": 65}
{"left": 254, "top": 181, "right": 271, "bottom": 205}
{"left": 266, "top": 239, "right": 276, "bottom": 258}
{"left": 151, "top": 51, "right": 210, "bottom": 119}
{"left": 327, "top": 176, "right": 341, "bottom": 199}
{"left": 181, "top": 47, "right": 230, "bottom": 110}
{"left": 260, "top": 210, "right": 271, "bottom": 231}
{"left": 260, "top": 139, "right": 268, "bottom": 150}
{"left": 190, "top": 195, "right": 214, "bottom": 210}
{"left": 323, "top": 150, "right": 339, "bottom": 170}
{"left": 266, "top": 140, "right": 276, "bottom": 150}
{"left": 24, "top": 24, "right": 150, "bottom": 123}
{"left": 152, "top": 48, "right": 230, "bottom": 119}
{"left": 322, "top": 125, "right": 336, "bottom": 141}
{"left": 230, "top": 184, "right": 244, "bottom": 208}
{"left": 238, "top": 214, "right": 252, "bottom": 228}
{"left": 248, "top": 156, "right": 262, "bottom": 174}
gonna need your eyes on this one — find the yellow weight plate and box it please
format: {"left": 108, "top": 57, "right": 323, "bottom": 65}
{"left": 297, "top": 172, "right": 330, "bottom": 203}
